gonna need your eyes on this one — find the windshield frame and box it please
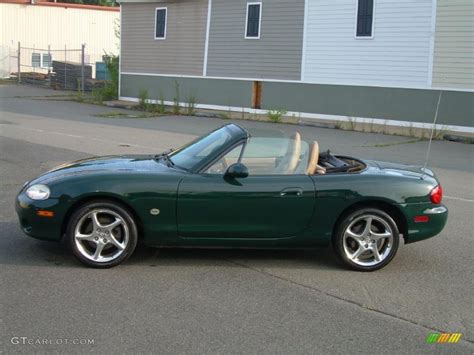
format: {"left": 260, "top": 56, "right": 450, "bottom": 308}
{"left": 169, "top": 124, "right": 248, "bottom": 173}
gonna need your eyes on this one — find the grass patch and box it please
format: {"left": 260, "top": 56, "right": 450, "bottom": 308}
{"left": 218, "top": 111, "right": 231, "bottom": 120}
{"left": 0, "top": 78, "right": 15, "bottom": 85}
{"left": 131, "top": 113, "right": 161, "bottom": 119}
{"left": 93, "top": 112, "right": 130, "bottom": 118}
{"left": 14, "top": 94, "right": 76, "bottom": 99}
{"left": 93, "top": 111, "right": 160, "bottom": 119}
{"left": 267, "top": 109, "right": 287, "bottom": 123}
{"left": 362, "top": 139, "right": 422, "bottom": 148}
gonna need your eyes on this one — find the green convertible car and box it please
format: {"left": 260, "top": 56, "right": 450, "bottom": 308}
{"left": 16, "top": 124, "right": 447, "bottom": 270}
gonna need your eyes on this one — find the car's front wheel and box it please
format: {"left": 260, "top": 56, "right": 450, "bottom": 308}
{"left": 66, "top": 200, "right": 138, "bottom": 268}
{"left": 333, "top": 208, "right": 400, "bottom": 271}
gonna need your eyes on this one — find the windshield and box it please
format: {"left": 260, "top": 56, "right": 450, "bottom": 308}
{"left": 169, "top": 125, "right": 240, "bottom": 170}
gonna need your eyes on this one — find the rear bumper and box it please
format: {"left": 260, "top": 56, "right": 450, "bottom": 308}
{"left": 401, "top": 203, "right": 448, "bottom": 244}
{"left": 15, "top": 192, "right": 67, "bottom": 241}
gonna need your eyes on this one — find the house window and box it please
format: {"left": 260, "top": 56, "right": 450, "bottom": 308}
{"left": 245, "top": 2, "right": 262, "bottom": 39}
{"left": 356, "top": 0, "right": 374, "bottom": 37}
{"left": 32, "top": 53, "right": 52, "bottom": 68}
{"left": 155, "top": 7, "right": 167, "bottom": 39}
{"left": 42, "top": 53, "right": 52, "bottom": 68}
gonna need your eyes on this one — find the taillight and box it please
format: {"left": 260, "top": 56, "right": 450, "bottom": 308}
{"left": 430, "top": 185, "right": 443, "bottom": 204}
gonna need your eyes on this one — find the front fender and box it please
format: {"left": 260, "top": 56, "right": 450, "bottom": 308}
{"left": 51, "top": 173, "right": 182, "bottom": 243}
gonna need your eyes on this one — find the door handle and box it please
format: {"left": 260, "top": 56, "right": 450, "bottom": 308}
{"left": 279, "top": 188, "right": 303, "bottom": 197}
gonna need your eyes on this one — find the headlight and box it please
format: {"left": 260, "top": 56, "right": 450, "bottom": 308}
{"left": 25, "top": 184, "right": 50, "bottom": 200}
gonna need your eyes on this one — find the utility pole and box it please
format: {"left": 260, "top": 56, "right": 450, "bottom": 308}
{"left": 17, "top": 42, "right": 21, "bottom": 83}
{"left": 81, "top": 44, "right": 85, "bottom": 92}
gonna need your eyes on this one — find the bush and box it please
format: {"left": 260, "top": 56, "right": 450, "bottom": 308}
{"left": 138, "top": 88, "right": 149, "bottom": 110}
{"left": 185, "top": 93, "right": 197, "bottom": 115}
{"left": 157, "top": 92, "right": 166, "bottom": 114}
{"left": 267, "top": 109, "right": 287, "bottom": 123}
{"left": 92, "top": 54, "right": 119, "bottom": 101}
{"left": 93, "top": 85, "right": 116, "bottom": 102}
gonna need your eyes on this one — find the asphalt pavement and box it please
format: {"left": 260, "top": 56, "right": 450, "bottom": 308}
{"left": 1, "top": 84, "right": 473, "bottom": 354}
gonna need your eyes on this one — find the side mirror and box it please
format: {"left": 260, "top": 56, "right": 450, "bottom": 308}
{"left": 225, "top": 163, "right": 249, "bottom": 178}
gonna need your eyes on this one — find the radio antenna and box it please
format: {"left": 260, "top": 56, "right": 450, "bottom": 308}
{"left": 423, "top": 90, "right": 442, "bottom": 171}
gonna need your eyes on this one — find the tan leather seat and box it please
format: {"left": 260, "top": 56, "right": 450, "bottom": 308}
{"left": 306, "top": 141, "right": 319, "bottom": 175}
{"left": 287, "top": 132, "right": 301, "bottom": 174}
{"left": 306, "top": 141, "right": 326, "bottom": 175}
{"left": 277, "top": 132, "right": 301, "bottom": 174}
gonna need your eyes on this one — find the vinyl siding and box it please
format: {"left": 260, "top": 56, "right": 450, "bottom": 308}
{"left": 121, "top": 74, "right": 253, "bottom": 107}
{"left": 121, "top": 74, "right": 474, "bottom": 128}
{"left": 0, "top": 3, "right": 118, "bottom": 57}
{"left": 302, "top": 0, "right": 433, "bottom": 87}
{"left": 432, "top": 0, "right": 474, "bottom": 90}
{"left": 206, "top": 0, "right": 305, "bottom": 80}
{"left": 121, "top": 0, "right": 208, "bottom": 75}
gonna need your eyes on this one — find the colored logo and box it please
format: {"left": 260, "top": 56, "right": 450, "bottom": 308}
{"left": 426, "top": 333, "right": 462, "bottom": 344}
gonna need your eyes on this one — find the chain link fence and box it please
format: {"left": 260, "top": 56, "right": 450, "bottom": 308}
{"left": 10, "top": 42, "right": 110, "bottom": 92}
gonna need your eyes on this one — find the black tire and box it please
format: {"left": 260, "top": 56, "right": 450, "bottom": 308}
{"left": 333, "top": 208, "right": 400, "bottom": 272}
{"left": 66, "top": 200, "right": 138, "bottom": 268}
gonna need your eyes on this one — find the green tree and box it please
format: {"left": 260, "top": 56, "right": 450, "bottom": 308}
{"left": 59, "top": 0, "right": 118, "bottom": 7}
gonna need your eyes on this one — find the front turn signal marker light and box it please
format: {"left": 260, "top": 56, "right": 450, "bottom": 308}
{"left": 37, "top": 210, "right": 55, "bottom": 218}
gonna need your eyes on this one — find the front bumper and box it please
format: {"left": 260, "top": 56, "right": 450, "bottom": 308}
{"left": 402, "top": 203, "right": 448, "bottom": 244}
{"left": 15, "top": 192, "right": 68, "bottom": 241}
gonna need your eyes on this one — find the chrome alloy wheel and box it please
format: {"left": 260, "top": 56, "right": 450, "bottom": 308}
{"left": 74, "top": 209, "right": 130, "bottom": 263}
{"left": 342, "top": 214, "right": 394, "bottom": 267}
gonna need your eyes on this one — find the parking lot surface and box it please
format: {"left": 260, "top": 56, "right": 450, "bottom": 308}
{"left": 1, "top": 84, "right": 473, "bottom": 353}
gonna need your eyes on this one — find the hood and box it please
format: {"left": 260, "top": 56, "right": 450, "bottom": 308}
{"left": 26, "top": 155, "right": 170, "bottom": 186}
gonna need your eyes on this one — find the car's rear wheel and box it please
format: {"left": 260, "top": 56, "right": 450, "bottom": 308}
{"left": 66, "top": 200, "right": 138, "bottom": 268}
{"left": 333, "top": 208, "right": 399, "bottom": 271}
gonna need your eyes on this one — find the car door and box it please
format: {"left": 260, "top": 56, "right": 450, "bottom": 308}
{"left": 177, "top": 174, "right": 315, "bottom": 238}
{"left": 176, "top": 137, "right": 316, "bottom": 239}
